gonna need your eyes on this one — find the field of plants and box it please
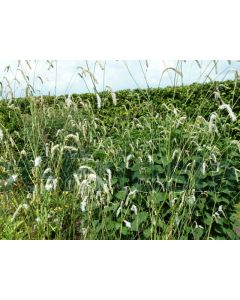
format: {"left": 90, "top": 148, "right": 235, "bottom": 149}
{"left": 0, "top": 78, "right": 240, "bottom": 239}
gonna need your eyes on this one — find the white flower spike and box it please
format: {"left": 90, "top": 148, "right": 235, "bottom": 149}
{"left": 124, "top": 220, "right": 131, "bottom": 228}
{"left": 219, "top": 103, "right": 237, "bottom": 122}
{"left": 34, "top": 156, "right": 42, "bottom": 167}
{"left": 130, "top": 204, "right": 138, "bottom": 215}
{"left": 0, "top": 129, "right": 3, "bottom": 142}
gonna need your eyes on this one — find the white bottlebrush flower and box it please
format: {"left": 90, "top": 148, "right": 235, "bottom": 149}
{"left": 45, "top": 177, "right": 57, "bottom": 192}
{"left": 125, "top": 189, "right": 137, "bottom": 206}
{"left": 209, "top": 112, "right": 217, "bottom": 122}
{"left": 123, "top": 220, "right": 131, "bottom": 229}
{"left": 214, "top": 91, "right": 222, "bottom": 102}
{"left": 20, "top": 149, "right": 27, "bottom": 156}
{"left": 87, "top": 173, "right": 97, "bottom": 182}
{"left": 130, "top": 204, "right": 138, "bottom": 215}
{"left": 128, "top": 189, "right": 137, "bottom": 198}
{"left": 62, "top": 146, "right": 78, "bottom": 152}
{"left": 79, "top": 180, "right": 89, "bottom": 198}
{"left": 96, "top": 93, "right": 101, "bottom": 109}
{"left": 201, "top": 161, "right": 206, "bottom": 175}
{"left": 102, "top": 183, "right": 110, "bottom": 195}
{"left": 106, "top": 86, "right": 117, "bottom": 106}
{"left": 65, "top": 133, "right": 80, "bottom": 144}
{"left": 111, "top": 92, "right": 117, "bottom": 106}
{"left": 73, "top": 173, "right": 81, "bottom": 187}
{"left": 65, "top": 94, "right": 73, "bottom": 108}
{"left": 148, "top": 155, "right": 153, "bottom": 164}
{"left": 125, "top": 154, "right": 133, "bottom": 169}
{"left": 22, "top": 203, "right": 29, "bottom": 210}
{"left": 51, "top": 144, "right": 60, "bottom": 156}
{"left": 5, "top": 174, "right": 18, "bottom": 186}
{"left": 56, "top": 129, "right": 63, "bottom": 137}
{"left": 0, "top": 129, "right": 4, "bottom": 142}
{"left": 45, "top": 143, "right": 50, "bottom": 157}
{"left": 81, "top": 198, "right": 88, "bottom": 212}
{"left": 106, "top": 168, "right": 113, "bottom": 194}
{"left": 34, "top": 156, "right": 42, "bottom": 167}
{"left": 43, "top": 168, "right": 52, "bottom": 177}
{"left": 209, "top": 113, "right": 218, "bottom": 133}
{"left": 188, "top": 190, "right": 196, "bottom": 206}
{"left": 79, "top": 165, "right": 96, "bottom": 174}
{"left": 219, "top": 103, "right": 237, "bottom": 122}
{"left": 116, "top": 206, "right": 122, "bottom": 217}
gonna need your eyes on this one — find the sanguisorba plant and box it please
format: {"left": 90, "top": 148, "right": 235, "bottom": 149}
{"left": 0, "top": 60, "right": 239, "bottom": 239}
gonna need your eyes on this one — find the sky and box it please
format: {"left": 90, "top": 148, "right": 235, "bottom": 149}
{"left": 0, "top": 60, "right": 240, "bottom": 98}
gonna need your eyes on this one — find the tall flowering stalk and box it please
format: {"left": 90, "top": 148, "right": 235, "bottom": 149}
{"left": 219, "top": 103, "right": 237, "bottom": 122}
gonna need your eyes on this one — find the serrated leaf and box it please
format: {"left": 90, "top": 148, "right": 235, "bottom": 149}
{"left": 115, "top": 190, "right": 127, "bottom": 200}
{"left": 148, "top": 192, "right": 167, "bottom": 204}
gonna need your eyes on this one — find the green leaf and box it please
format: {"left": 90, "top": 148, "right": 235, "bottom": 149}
{"left": 130, "top": 164, "right": 141, "bottom": 171}
{"left": 192, "top": 228, "right": 204, "bottom": 240}
{"left": 115, "top": 223, "right": 121, "bottom": 230}
{"left": 131, "top": 212, "right": 149, "bottom": 231}
{"left": 143, "top": 228, "right": 152, "bottom": 239}
{"left": 119, "top": 177, "right": 128, "bottom": 186}
{"left": 204, "top": 213, "right": 213, "bottom": 226}
{"left": 222, "top": 228, "right": 237, "bottom": 240}
{"left": 121, "top": 227, "right": 129, "bottom": 236}
{"left": 137, "top": 212, "right": 149, "bottom": 223}
{"left": 115, "top": 190, "right": 127, "bottom": 200}
{"left": 172, "top": 174, "right": 187, "bottom": 184}
{"left": 147, "top": 192, "right": 167, "bottom": 204}
{"left": 93, "top": 150, "right": 106, "bottom": 159}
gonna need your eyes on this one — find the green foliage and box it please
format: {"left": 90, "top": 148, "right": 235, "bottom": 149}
{"left": 0, "top": 80, "right": 240, "bottom": 239}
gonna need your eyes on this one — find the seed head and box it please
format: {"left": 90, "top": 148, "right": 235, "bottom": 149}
{"left": 81, "top": 198, "right": 88, "bottom": 212}
{"left": 34, "top": 156, "right": 42, "bottom": 167}
{"left": 43, "top": 168, "right": 52, "bottom": 177}
{"left": 5, "top": 174, "right": 18, "bottom": 186}
{"left": 65, "top": 94, "right": 73, "bottom": 108}
{"left": 123, "top": 220, "right": 131, "bottom": 228}
{"left": 22, "top": 203, "right": 29, "bottom": 210}
{"left": 209, "top": 113, "right": 218, "bottom": 133}
{"left": 125, "top": 154, "right": 133, "bottom": 169}
{"left": 116, "top": 206, "right": 122, "bottom": 217}
{"left": 45, "top": 177, "right": 57, "bottom": 192}
{"left": 96, "top": 93, "right": 101, "bottom": 109}
{"left": 219, "top": 103, "right": 237, "bottom": 122}
{"left": 202, "top": 162, "right": 206, "bottom": 175}
{"left": 130, "top": 204, "right": 138, "bottom": 215}
{"left": 0, "top": 129, "right": 4, "bottom": 142}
